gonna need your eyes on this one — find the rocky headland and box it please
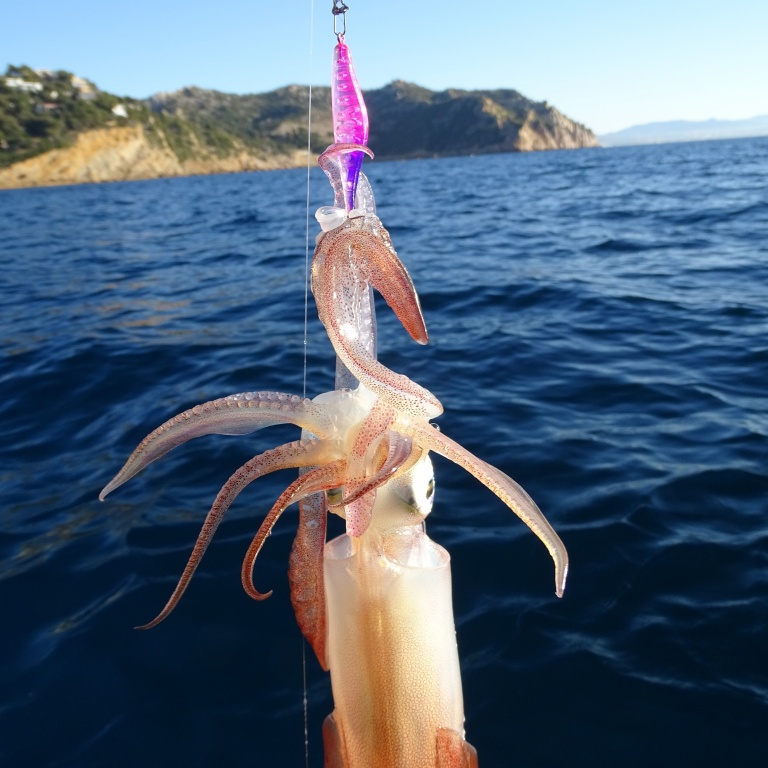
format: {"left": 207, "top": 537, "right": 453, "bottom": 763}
{"left": 0, "top": 66, "right": 598, "bottom": 190}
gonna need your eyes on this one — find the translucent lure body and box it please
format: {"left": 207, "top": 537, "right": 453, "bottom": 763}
{"left": 332, "top": 39, "right": 369, "bottom": 211}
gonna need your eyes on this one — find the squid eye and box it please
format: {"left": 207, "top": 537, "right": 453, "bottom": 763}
{"left": 327, "top": 487, "right": 343, "bottom": 506}
{"left": 426, "top": 478, "right": 435, "bottom": 499}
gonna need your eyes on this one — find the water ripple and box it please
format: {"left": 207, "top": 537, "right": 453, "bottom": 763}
{"left": 1, "top": 138, "right": 767, "bottom": 766}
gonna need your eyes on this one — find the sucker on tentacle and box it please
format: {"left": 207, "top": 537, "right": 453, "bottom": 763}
{"left": 99, "top": 392, "right": 334, "bottom": 500}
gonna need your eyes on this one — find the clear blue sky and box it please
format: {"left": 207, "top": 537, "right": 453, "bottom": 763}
{"left": 2, "top": 0, "right": 766, "bottom": 134}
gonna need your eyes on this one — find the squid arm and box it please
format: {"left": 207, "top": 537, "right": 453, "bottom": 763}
{"left": 134, "top": 438, "right": 341, "bottom": 630}
{"left": 241, "top": 459, "right": 347, "bottom": 601}
{"left": 404, "top": 419, "right": 569, "bottom": 597}
{"left": 340, "top": 398, "right": 399, "bottom": 537}
{"left": 312, "top": 222, "right": 442, "bottom": 420}
{"left": 245, "top": 427, "right": 419, "bottom": 602}
{"left": 100, "top": 392, "right": 333, "bottom": 499}
{"left": 290, "top": 490, "right": 330, "bottom": 670}
{"left": 339, "top": 432, "right": 419, "bottom": 508}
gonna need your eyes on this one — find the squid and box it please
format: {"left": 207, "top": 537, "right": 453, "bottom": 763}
{"left": 100, "top": 30, "right": 568, "bottom": 768}
{"left": 99, "top": 176, "right": 567, "bottom": 765}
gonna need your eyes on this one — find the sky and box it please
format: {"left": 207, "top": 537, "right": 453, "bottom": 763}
{"left": 2, "top": 0, "right": 766, "bottom": 134}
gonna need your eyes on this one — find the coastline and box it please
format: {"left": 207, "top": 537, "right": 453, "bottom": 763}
{"left": 0, "top": 125, "right": 310, "bottom": 190}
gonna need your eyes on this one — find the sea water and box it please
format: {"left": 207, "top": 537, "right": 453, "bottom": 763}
{"left": 1, "top": 137, "right": 766, "bottom": 766}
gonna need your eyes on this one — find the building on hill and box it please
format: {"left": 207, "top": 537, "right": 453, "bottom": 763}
{"left": 5, "top": 77, "right": 43, "bottom": 92}
{"left": 71, "top": 75, "right": 97, "bottom": 100}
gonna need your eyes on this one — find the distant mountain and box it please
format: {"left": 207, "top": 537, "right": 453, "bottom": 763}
{"left": 1, "top": 65, "right": 598, "bottom": 189}
{"left": 599, "top": 115, "right": 768, "bottom": 146}
{"left": 147, "top": 79, "right": 598, "bottom": 158}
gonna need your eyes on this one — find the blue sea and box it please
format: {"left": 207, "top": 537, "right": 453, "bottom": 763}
{"left": 1, "top": 137, "right": 766, "bottom": 767}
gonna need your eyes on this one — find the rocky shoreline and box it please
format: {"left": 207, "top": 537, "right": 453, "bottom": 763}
{"left": 0, "top": 125, "right": 309, "bottom": 189}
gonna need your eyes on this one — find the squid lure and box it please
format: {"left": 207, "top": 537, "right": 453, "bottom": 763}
{"left": 331, "top": 26, "right": 369, "bottom": 211}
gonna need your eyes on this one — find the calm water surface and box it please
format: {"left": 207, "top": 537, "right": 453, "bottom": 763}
{"left": 1, "top": 137, "right": 767, "bottom": 766}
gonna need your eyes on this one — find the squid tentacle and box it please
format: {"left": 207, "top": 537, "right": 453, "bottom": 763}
{"left": 350, "top": 398, "right": 397, "bottom": 469}
{"left": 340, "top": 432, "right": 420, "bottom": 507}
{"left": 312, "top": 225, "right": 442, "bottom": 420}
{"left": 355, "top": 225, "right": 428, "bottom": 346}
{"left": 317, "top": 222, "right": 429, "bottom": 344}
{"left": 241, "top": 459, "right": 347, "bottom": 601}
{"left": 405, "top": 420, "right": 569, "bottom": 597}
{"left": 340, "top": 399, "right": 399, "bottom": 537}
{"left": 289, "top": 490, "right": 330, "bottom": 670}
{"left": 135, "top": 438, "right": 340, "bottom": 630}
{"left": 339, "top": 492, "right": 377, "bottom": 541}
{"left": 335, "top": 433, "right": 416, "bottom": 537}
{"left": 100, "top": 392, "right": 333, "bottom": 499}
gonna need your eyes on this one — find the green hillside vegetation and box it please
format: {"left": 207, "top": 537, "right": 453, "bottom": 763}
{"left": 0, "top": 65, "right": 326, "bottom": 169}
{"left": 147, "top": 85, "right": 334, "bottom": 158}
{"left": 0, "top": 65, "right": 151, "bottom": 167}
{"left": 1, "top": 65, "right": 597, "bottom": 173}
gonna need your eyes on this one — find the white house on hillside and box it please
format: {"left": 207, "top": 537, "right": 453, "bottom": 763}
{"left": 5, "top": 77, "right": 43, "bottom": 93}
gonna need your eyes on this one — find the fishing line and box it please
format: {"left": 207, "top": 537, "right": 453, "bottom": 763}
{"left": 303, "top": 1, "right": 315, "bottom": 403}
{"left": 302, "top": 4, "right": 315, "bottom": 766}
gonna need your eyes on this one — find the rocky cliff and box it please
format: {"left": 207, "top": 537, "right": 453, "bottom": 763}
{"left": 1, "top": 71, "right": 598, "bottom": 190}
{"left": 366, "top": 81, "right": 598, "bottom": 157}
{"left": 0, "top": 124, "right": 306, "bottom": 189}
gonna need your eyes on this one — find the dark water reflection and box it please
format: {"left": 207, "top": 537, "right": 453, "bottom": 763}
{"left": 1, "top": 138, "right": 767, "bottom": 766}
